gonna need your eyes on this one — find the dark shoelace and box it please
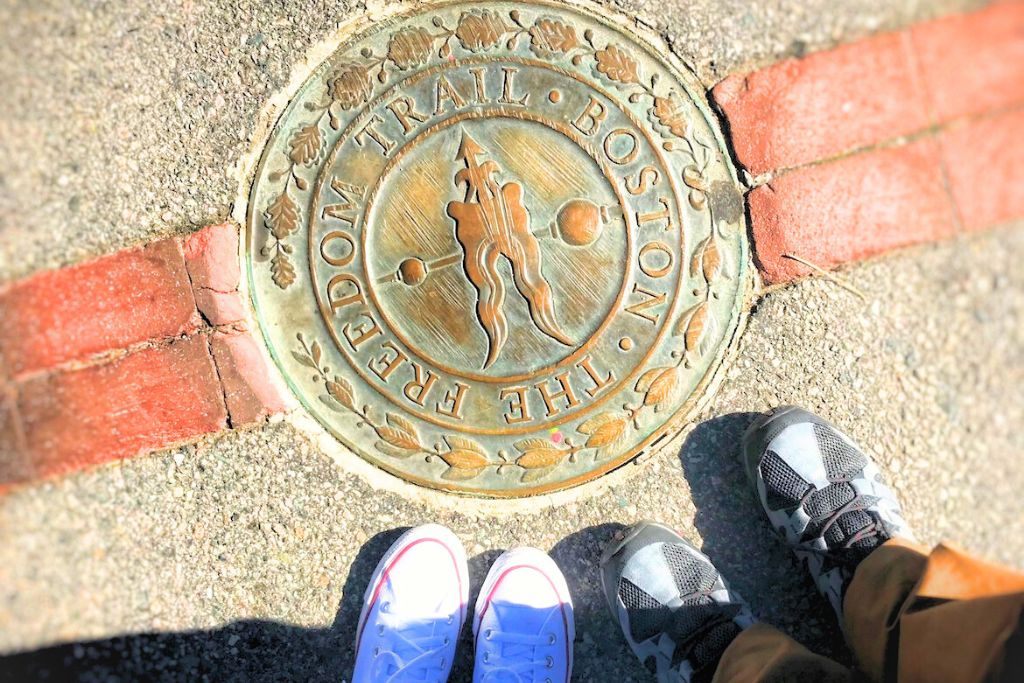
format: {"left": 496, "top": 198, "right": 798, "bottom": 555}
{"left": 667, "top": 598, "right": 745, "bottom": 669}
{"left": 797, "top": 489, "right": 888, "bottom": 565}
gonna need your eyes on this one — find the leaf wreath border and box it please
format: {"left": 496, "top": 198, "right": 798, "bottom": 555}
{"left": 291, "top": 219, "right": 732, "bottom": 487}
{"left": 259, "top": 6, "right": 719, "bottom": 290}
{"left": 275, "top": 7, "right": 739, "bottom": 486}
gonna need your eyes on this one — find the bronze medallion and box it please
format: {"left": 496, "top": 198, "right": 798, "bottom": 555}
{"left": 246, "top": 0, "right": 749, "bottom": 496}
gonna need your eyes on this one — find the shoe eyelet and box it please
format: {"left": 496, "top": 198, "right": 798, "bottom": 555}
{"left": 373, "top": 646, "right": 380, "bottom": 657}
{"left": 483, "top": 652, "right": 490, "bottom": 664}
{"left": 447, "top": 615, "right": 454, "bottom": 625}
{"left": 545, "top": 679, "right": 553, "bottom": 683}
{"left": 547, "top": 633, "right": 556, "bottom": 645}
{"left": 381, "top": 602, "right": 390, "bottom": 614}
{"left": 443, "top": 637, "right": 450, "bottom": 645}
{"left": 485, "top": 629, "right": 493, "bottom": 640}
{"left": 545, "top": 656, "right": 554, "bottom": 668}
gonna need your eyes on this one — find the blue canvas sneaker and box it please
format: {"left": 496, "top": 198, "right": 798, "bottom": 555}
{"left": 473, "top": 547, "right": 575, "bottom": 683}
{"left": 352, "top": 524, "right": 469, "bottom": 683}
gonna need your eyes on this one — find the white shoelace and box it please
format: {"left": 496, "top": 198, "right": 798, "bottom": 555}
{"left": 478, "top": 628, "right": 559, "bottom": 682}
{"left": 374, "top": 607, "right": 454, "bottom": 683}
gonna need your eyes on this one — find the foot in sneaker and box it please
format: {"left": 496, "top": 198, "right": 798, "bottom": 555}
{"left": 742, "top": 406, "right": 913, "bottom": 620}
{"left": 601, "top": 522, "right": 755, "bottom": 683}
{"left": 473, "top": 547, "right": 574, "bottom": 683}
{"left": 352, "top": 524, "right": 469, "bottom": 683}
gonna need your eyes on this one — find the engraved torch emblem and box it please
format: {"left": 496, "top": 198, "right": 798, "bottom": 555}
{"left": 385, "top": 130, "right": 611, "bottom": 370}
{"left": 446, "top": 131, "right": 574, "bottom": 369}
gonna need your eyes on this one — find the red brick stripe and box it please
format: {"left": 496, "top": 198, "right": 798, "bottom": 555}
{"left": 5, "top": 336, "right": 227, "bottom": 486}
{"left": 0, "top": 223, "right": 288, "bottom": 490}
{"left": 713, "top": 2, "right": 1024, "bottom": 284}
{"left": 0, "top": 239, "right": 201, "bottom": 380}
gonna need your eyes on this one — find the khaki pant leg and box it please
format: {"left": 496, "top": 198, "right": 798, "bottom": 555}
{"left": 844, "top": 538, "right": 1024, "bottom": 683}
{"left": 712, "top": 622, "right": 857, "bottom": 683}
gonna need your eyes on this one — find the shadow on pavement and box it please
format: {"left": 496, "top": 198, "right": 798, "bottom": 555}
{"left": 675, "top": 411, "right": 850, "bottom": 665}
{"left": 0, "top": 619, "right": 348, "bottom": 682}
{"left": 0, "top": 524, "right": 650, "bottom": 682}
{"left": 549, "top": 522, "right": 650, "bottom": 681}
{"left": 0, "top": 527, "right": 411, "bottom": 683}
{"left": 1, "top": 413, "right": 852, "bottom": 681}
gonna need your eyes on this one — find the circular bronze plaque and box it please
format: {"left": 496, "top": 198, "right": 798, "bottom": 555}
{"left": 246, "top": 0, "right": 749, "bottom": 496}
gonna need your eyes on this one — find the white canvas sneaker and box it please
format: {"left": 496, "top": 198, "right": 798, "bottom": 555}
{"left": 352, "top": 524, "right": 469, "bottom": 683}
{"left": 472, "top": 547, "right": 575, "bottom": 683}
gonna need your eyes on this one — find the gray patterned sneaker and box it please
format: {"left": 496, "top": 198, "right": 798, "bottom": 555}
{"left": 600, "top": 522, "right": 755, "bottom": 683}
{"left": 742, "top": 406, "right": 913, "bottom": 620}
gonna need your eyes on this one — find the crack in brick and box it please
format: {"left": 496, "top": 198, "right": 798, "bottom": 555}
{"left": 205, "top": 333, "right": 234, "bottom": 431}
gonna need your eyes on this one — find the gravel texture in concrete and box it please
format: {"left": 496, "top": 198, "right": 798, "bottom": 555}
{"left": 0, "top": 1, "right": 1015, "bottom": 679}
{"left": 2, "top": 224, "right": 1022, "bottom": 681}
{"left": 0, "top": 0, "right": 987, "bottom": 282}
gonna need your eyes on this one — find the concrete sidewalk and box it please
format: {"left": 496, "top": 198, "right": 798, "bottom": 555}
{"left": 2, "top": 0, "right": 1020, "bottom": 680}
{"left": 3, "top": 224, "right": 1022, "bottom": 681}
{"left": 0, "top": 0, "right": 985, "bottom": 283}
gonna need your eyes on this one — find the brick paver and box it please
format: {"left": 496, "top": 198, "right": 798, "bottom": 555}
{"left": 183, "top": 222, "right": 240, "bottom": 293}
{"left": 0, "top": 239, "right": 201, "bottom": 379}
{"left": 211, "top": 330, "right": 290, "bottom": 427}
{"left": 940, "top": 107, "right": 1024, "bottom": 233}
{"left": 911, "top": 2, "right": 1024, "bottom": 123}
{"left": 748, "top": 138, "right": 957, "bottom": 284}
{"left": 712, "top": 32, "right": 930, "bottom": 176}
{"left": 184, "top": 222, "right": 247, "bottom": 326}
{"left": 11, "top": 335, "right": 227, "bottom": 485}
